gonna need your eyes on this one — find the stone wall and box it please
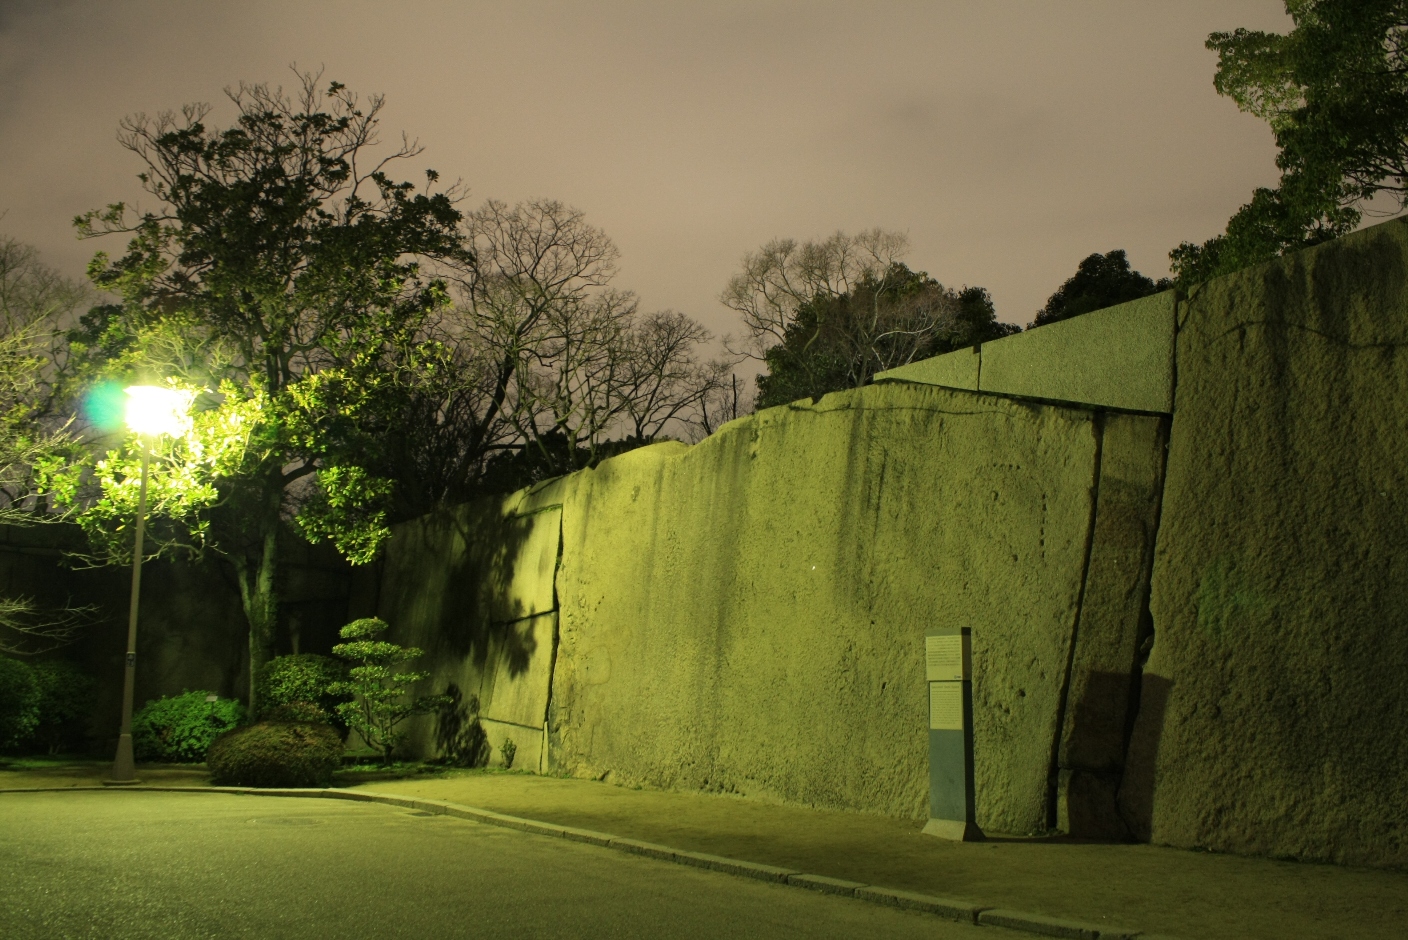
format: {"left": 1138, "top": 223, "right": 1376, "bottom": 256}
{"left": 50, "top": 214, "right": 1382, "bottom": 865}
{"left": 383, "top": 382, "right": 1164, "bottom": 837}
{"left": 1121, "top": 219, "right": 1408, "bottom": 867}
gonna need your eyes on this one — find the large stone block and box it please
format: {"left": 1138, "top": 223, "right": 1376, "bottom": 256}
{"left": 546, "top": 383, "right": 1108, "bottom": 834}
{"left": 978, "top": 292, "right": 1176, "bottom": 413}
{"left": 1054, "top": 412, "right": 1168, "bottom": 836}
{"left": 874, "top": 345, "right": 980, "bottom": 390}
{"left": 1128, "top": 218, "right": 1408, "bottom": 867}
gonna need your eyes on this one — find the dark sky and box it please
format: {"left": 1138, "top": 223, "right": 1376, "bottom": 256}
{"left": 0, "top": 1, "right": 1293, "bottom": 340}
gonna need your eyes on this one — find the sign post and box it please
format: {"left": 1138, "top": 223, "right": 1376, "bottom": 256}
{"left": 923, "top": 627, "right": 983, "bottom": 841}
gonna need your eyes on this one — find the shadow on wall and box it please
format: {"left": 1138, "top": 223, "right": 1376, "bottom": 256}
{"left": 433, "top": 681, "right": 491, "bottom": 767}
{"left": 1117, "top": 673, "right": 1172, "bottom": 841}
{"left": 392, "top": 501, "right": 545, "bottom": 677}
{"left": 376, "top": 494, "right": 562, "bottom": 764}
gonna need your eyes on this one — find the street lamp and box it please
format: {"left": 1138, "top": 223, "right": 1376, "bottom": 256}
{"left": 106, "top": 385, "right": 194, "bottom": 785}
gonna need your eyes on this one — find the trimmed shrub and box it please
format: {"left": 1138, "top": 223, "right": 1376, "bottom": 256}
{"left": 256, "top": 654, "right": 349, "bottom": 728}
{"left": 206, "top": 721, "right": 343, "bottom": 787}
{"left": 132, "top": 690, "right": 245, "bottom": 763}
{"left": 332, "top": 618, "right": 449, "bottom": 766}
{"left": 29, "top": 660, "right": 96, "bottom": 754}
{"left": 0, "top": 656, "right": 39, "bottom": 751}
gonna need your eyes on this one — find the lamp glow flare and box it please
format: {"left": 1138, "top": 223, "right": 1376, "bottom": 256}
{"left": 124, "top": 385, "right": 196, "bottom": 437}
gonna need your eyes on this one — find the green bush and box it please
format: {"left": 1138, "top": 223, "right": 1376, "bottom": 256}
{"left": 0, "top": 657, "right": 39, "bottom": 751}
{"left": 206, "top": 721, "right": 343, "bottom": 787}
{"left": 256, "top": 654, "right": 349, "bottom": 727}
{"left": 29, "top": 660, "right": 96, "bottom": 754}
{"left": 132, "top": 690, "right": 245, "bottom": 763}
{"left": 261, "top": 701, "right": 327, "bottom": 723}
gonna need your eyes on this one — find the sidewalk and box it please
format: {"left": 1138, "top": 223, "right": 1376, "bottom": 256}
{"left": 341, "top": 770, "right": 1407, "bottom": 940}
{"left": 5, "top": 762, "right": 1405, "bottom": 939}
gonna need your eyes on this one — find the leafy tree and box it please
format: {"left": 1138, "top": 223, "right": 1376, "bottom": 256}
{"left": 255, "top": 653, "right": 349, "bottom": 727}
{"left": 45, "top": 71, "right": 469, "bottom": 713}
{"left": 722, "top": 228, "right": 910, "bottom": 365}
{"left": 953, "top": 286, "right": 1021, "bottom": 346}
{"left": 725, "top": 231, "right": 1013, "bottom": 409}
{"left": 1171, "top": 1, "right": 1406, "bottom": 283}
{"left": 329, "top": 617, "right": 449, "bottom": 766}
{"left": 1031, "top": 250, "right": 1172, "bottom": 329}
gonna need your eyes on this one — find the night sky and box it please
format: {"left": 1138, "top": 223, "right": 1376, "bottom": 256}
{"left": 1, "top": 1, "right": 1293, "bottom": 343}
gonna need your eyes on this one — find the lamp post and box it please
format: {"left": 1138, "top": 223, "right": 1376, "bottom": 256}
{"left": 106, "top": 385, "right": 194, "bottom": 786}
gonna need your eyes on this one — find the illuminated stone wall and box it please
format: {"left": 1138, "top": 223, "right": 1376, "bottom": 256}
{"left": 1122, "top": 218, "right": 1408, "bottom": 867}
{"left": 383, "top": 384, "right": 1163, "bottom": 837}
{"left": 379, "top": 216, "right": 1408, "bottom": 866}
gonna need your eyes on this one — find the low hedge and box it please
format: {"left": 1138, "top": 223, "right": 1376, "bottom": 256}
{"left": 206, "top": 721, "right": 343, "bottom": 788}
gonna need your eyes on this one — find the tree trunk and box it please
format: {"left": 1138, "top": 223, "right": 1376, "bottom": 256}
{"left": 232, "top": 520, "right": 280, "bottom": 717}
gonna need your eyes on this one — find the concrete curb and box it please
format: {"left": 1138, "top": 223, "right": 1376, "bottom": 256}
{"left": 2, "top": 785, "right": 1153, "bottom": 938}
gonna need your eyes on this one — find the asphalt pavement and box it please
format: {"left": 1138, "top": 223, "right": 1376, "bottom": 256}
{"left": 0, "top": 789, "right": 983, "bottom": 940}
{"left": 3, "top": 765, "right": 1407, "bottom": 939}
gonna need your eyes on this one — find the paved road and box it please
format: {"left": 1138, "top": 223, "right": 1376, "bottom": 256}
{"left": 0, "top": 791, "right": 983, "bottom": 939}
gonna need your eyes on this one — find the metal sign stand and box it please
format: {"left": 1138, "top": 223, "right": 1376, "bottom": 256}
{"left": 923, "top": 627, "right": 983, "bottom": 841}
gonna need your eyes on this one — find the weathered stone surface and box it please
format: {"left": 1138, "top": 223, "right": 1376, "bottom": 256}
{"left": 1055, "top": 413, "right": 1167, "bottom": 836}
{"left": 545, "top": 382, "right": 1104, "bottom": 833}
{"left": 1129, "top": 218, "right": 1408, "bottom": 867}
{"left": 489, "top": 509, "right": 560, "bottom": 622}
{"left": 978, "top": 292, "right": 1176, "bottom": 413}
{"left": 874, "top": 344, "right": 980, "bottom": 390}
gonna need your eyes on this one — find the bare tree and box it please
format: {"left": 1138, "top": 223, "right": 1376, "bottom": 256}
{"left": 435, "top": 200, "right": 731, "bottom": 485}
{"left": 509, "top": 286, "right": 636, "bottom": 473}
{"left": 693, "top": 373, "right": 748, "bottom": 440}
{"left": 616, "top": 311, "right": 734, "bottom": 443}
{"left": 720, "top": 228, "right": 910, "bottom": 361}
{"left": 719, "top": 229, "right": 1013, "bottom": 408}
{"left": 814, "top": 274, "right": 963, "bottom": 387}
{"left": 443, "top": 199, "right": 619, "bottom": 467}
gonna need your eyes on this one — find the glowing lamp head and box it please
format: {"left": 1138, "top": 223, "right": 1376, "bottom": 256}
{"left": 124, "top": 385, "right": 194, "bottom": 437}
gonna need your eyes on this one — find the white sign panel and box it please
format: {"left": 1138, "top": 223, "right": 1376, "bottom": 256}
{"left": 929, "top": 682, "right": 964, "bottom": 731}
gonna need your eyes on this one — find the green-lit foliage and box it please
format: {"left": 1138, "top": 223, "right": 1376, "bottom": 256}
{"left": 330, "top": 617, "right": 449, "bottom": 766}
{"left": 0, "top": 237, "right": 85, "bottom": 521}
{"left": 0, "top": 656, "right": 39, "bottom": 751}
{"left": 132, "top": 690, "right": 245, "bottom": 763}
{"left": 0, "top": 658, "right": 97, "bottom": 754}
{"left": 50, "top": 70, "right": 469, "bottom": 713}
{"left": 0, "top": 239, "right": 97, "bottom": 657}
{"left": 206, "top": 720, "right": 343, "bottom": 787}
{"left": 1172, "top": 1, "right": 1405, "bottom": 283}
{"left": 255, "top": 653, "right": 349, "bottom": 728}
